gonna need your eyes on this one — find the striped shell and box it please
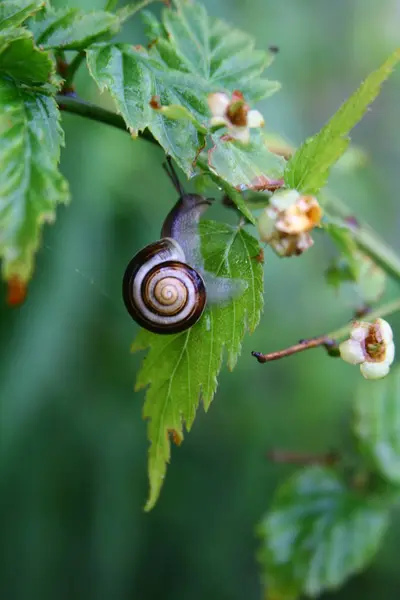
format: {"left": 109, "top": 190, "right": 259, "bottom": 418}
{"left": 122, "top": 238, "right": 206, "bottom": 334}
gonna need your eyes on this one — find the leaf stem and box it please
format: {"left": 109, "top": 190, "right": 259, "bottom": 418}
{"left": 64, "top": 52, "right": 86, "bottom": 88}
{"left": 252, "top": 296, "right": 400, "bottom": 364}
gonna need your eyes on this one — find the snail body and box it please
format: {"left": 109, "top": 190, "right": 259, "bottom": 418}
{"left": 123, "top": 159, "right": 246, "bottom": 334}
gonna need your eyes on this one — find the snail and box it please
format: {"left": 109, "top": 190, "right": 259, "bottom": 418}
{"left": 123, "top": 158, "right": 246, "bottom": 334}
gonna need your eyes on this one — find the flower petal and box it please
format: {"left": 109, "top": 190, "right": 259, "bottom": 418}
{"left": 208, "top": 92, "right": 230, "bottom": 117}
{"left": 384, "top": 340, "right": 395, "bottom": 366}
{"left": 339, "top": 339, "right": 365, "bottom": 364}
{"left": 376, "top": 318, "right": 393, "bottom": 344}
{"left": 257, "top": 209, "right": 276, "bottom": 241}
{"left": 350, "top": 323, "right": 369, "bottom": 343}
{"left": 270, "top": 189, "right": 300, "bottom": 212}
{"left": 231, "top": 127, "right": 250, "bottom": 144}
{"left": 247, "top": 109, "right": 265, "bottom": 128}
{"left": 360, "top": 361, "right": 390, "bottom": 380}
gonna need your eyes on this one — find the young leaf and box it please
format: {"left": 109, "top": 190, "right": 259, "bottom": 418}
{"left": 354, "top": 366, "right": 400, "bottom": 484}
{"left": 0, "top": 0, "right": 43, "bottom": 30}
{"left": 0, "top": 78, "right": 69, "bottom": 281}
{"left": 87, "top": 0, "right": 280, "bottom": 190}
{"left": 285, "top": 49, "right": 400, "bottom": 194}
{"left": 0, "top": 28, "right": 53, "bottom": 84}
{"left": 87, "top": 43, "right": 211, "bottom": 176}
{"left": 132, "top": 221, "right": 263, "bottom": 510}
{"left": 29, "top": 7, "right": 120, "bottom": 50}
{"left": 257, "top": 466, "right": 389, "bottom": 599}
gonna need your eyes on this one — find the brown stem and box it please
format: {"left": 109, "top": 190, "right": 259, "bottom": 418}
{"left": 252, "top": 336, "right": 338, "bottom": 363}
{"left": 267, "top": 449, "right": 339, "bottom": 466}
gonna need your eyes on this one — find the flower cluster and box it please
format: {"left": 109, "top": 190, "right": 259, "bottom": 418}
{"left": 207, "top": 91, "right": 264, "bottom": 143}
{"left": 339, "top": 318, "right": 395, "bottom": 379}
{"left": 257, "top": 189, "right": 322, "bottom": 257}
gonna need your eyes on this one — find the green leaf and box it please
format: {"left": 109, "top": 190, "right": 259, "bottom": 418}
{"left": 354, "top": 366, "right": 400, "bottom": 484}
{"left": 208, "top": 131, "right": 285, "bottom": 193}
{"left": 257, "top": 466, "right": 389, "bottom": 598}
{"left": 87, "top": 43, "right": 211, "bottom": 175}
{"left": 0, "top": 0, "right": 43, "bottom": 30}
{"left": 87, "top": 0, "right": 280, "bottom": 188}
{"left": 160, "top": 0, "right": 278, "bottom": 102}
{"left": 0, "top": 28, "right": 53, "bottom": 84}
{"left": 285, "top": 49, "right": 400, "bottom": 194}
{"left": 0, "top": 78, "right": 69, "bottom": 281}
{"left": 30, "top": 7, "right": 120, "bottom": 50}
{"left": 132, "top": 221, "right": 263, "bottom": 510}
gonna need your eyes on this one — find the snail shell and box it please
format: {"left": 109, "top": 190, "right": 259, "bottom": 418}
{"left": 123, "top": 238, "right": 206, "bottom": 334}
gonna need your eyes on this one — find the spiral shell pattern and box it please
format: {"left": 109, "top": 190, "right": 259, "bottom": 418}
{"left": 123, "top": 239, "right": 206, "bottom": 334}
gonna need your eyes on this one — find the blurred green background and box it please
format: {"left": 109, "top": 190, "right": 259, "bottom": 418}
{"left": 1, "top": 1, "right": 400, "bottom": 599}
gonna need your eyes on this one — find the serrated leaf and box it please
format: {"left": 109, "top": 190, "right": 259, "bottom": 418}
{"left": 132, "top": 221, "right": 263, "bottom": 510}
{"left": 285, "top": 49, "right": 400, "bottom": 194}
{"left": 208, "top": 131, "right": 285, "bottom": 193}
{"left": 87, "top": 43, "right": 210, "bottom": 175}
{"left": 0, "top": 78, "right": 69, "bottom": 281}
{"left": 30, "top": 7, "right": 120, "bottom": 50}
{"left": 87, "top": 0, "right": 280, "bottom": 190}
{"left": 0, "top": 0, "right": 43, "bottom": 30}
{"left": 354, "top": 366, "right": 400, "bottom": 484}
{"left": 257, "top": 467, "right": 389, "bottom": 598}
{"left": 161, "top": 0, "right": 278, "bottom": 103}
{"left": 0, "top": 27, "right": 53, "bottom": 84}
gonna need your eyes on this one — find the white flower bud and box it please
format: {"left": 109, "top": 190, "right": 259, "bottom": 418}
{"left": 207, "top": 91, "right": 264, "bottom": 144}
{"left": 339, "top": 318, "right": 395, "bottom": 380}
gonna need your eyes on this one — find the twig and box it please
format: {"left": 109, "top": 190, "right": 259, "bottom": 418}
{"left": 252, "top": 336, "right": 338, "bottom": 363}
{"left": 267, "top": 449, "right": 339, "bottom": 466}
{"left": 56, "top": 94, "right": 158, "bottom": 146}
{"left": 252, "top": 296, "right": 400, "bottom": 364}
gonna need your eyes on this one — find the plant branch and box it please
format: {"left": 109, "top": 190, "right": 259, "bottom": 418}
{"left": 267, "top": 449, "right": 339, "bottom": 466}
{"left": 56, "top": 94, "right": 158, "bottom": 145}
{"left": 252, "top": 296, "right": 400, "bottom": 364}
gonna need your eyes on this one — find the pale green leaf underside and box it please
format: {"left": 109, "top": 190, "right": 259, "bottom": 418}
{"left": 354, "top": 366, "right": 400, "bottom": 483}
{"left": 0, "top": 78, "right": 69, "bottom": 281}
{"left": 208, "top": 131, "right": 285, "bottom": 192}
{"left": 132, "top": 221, "right": 263, "bottom": 510}
{"left": 258, "top": 467, "right": 389, "bottom": 598}
{"left": 0, "top": 28, "right": 53, "bottom": 84}
{"left": 30, "top": 7, "right": 120, "bottom": 50}
{"left": 285, "top": 48, "right": 400, "bottom": 194}
{"left": 0, "top": 0, "right": 43, "bottom": 30}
